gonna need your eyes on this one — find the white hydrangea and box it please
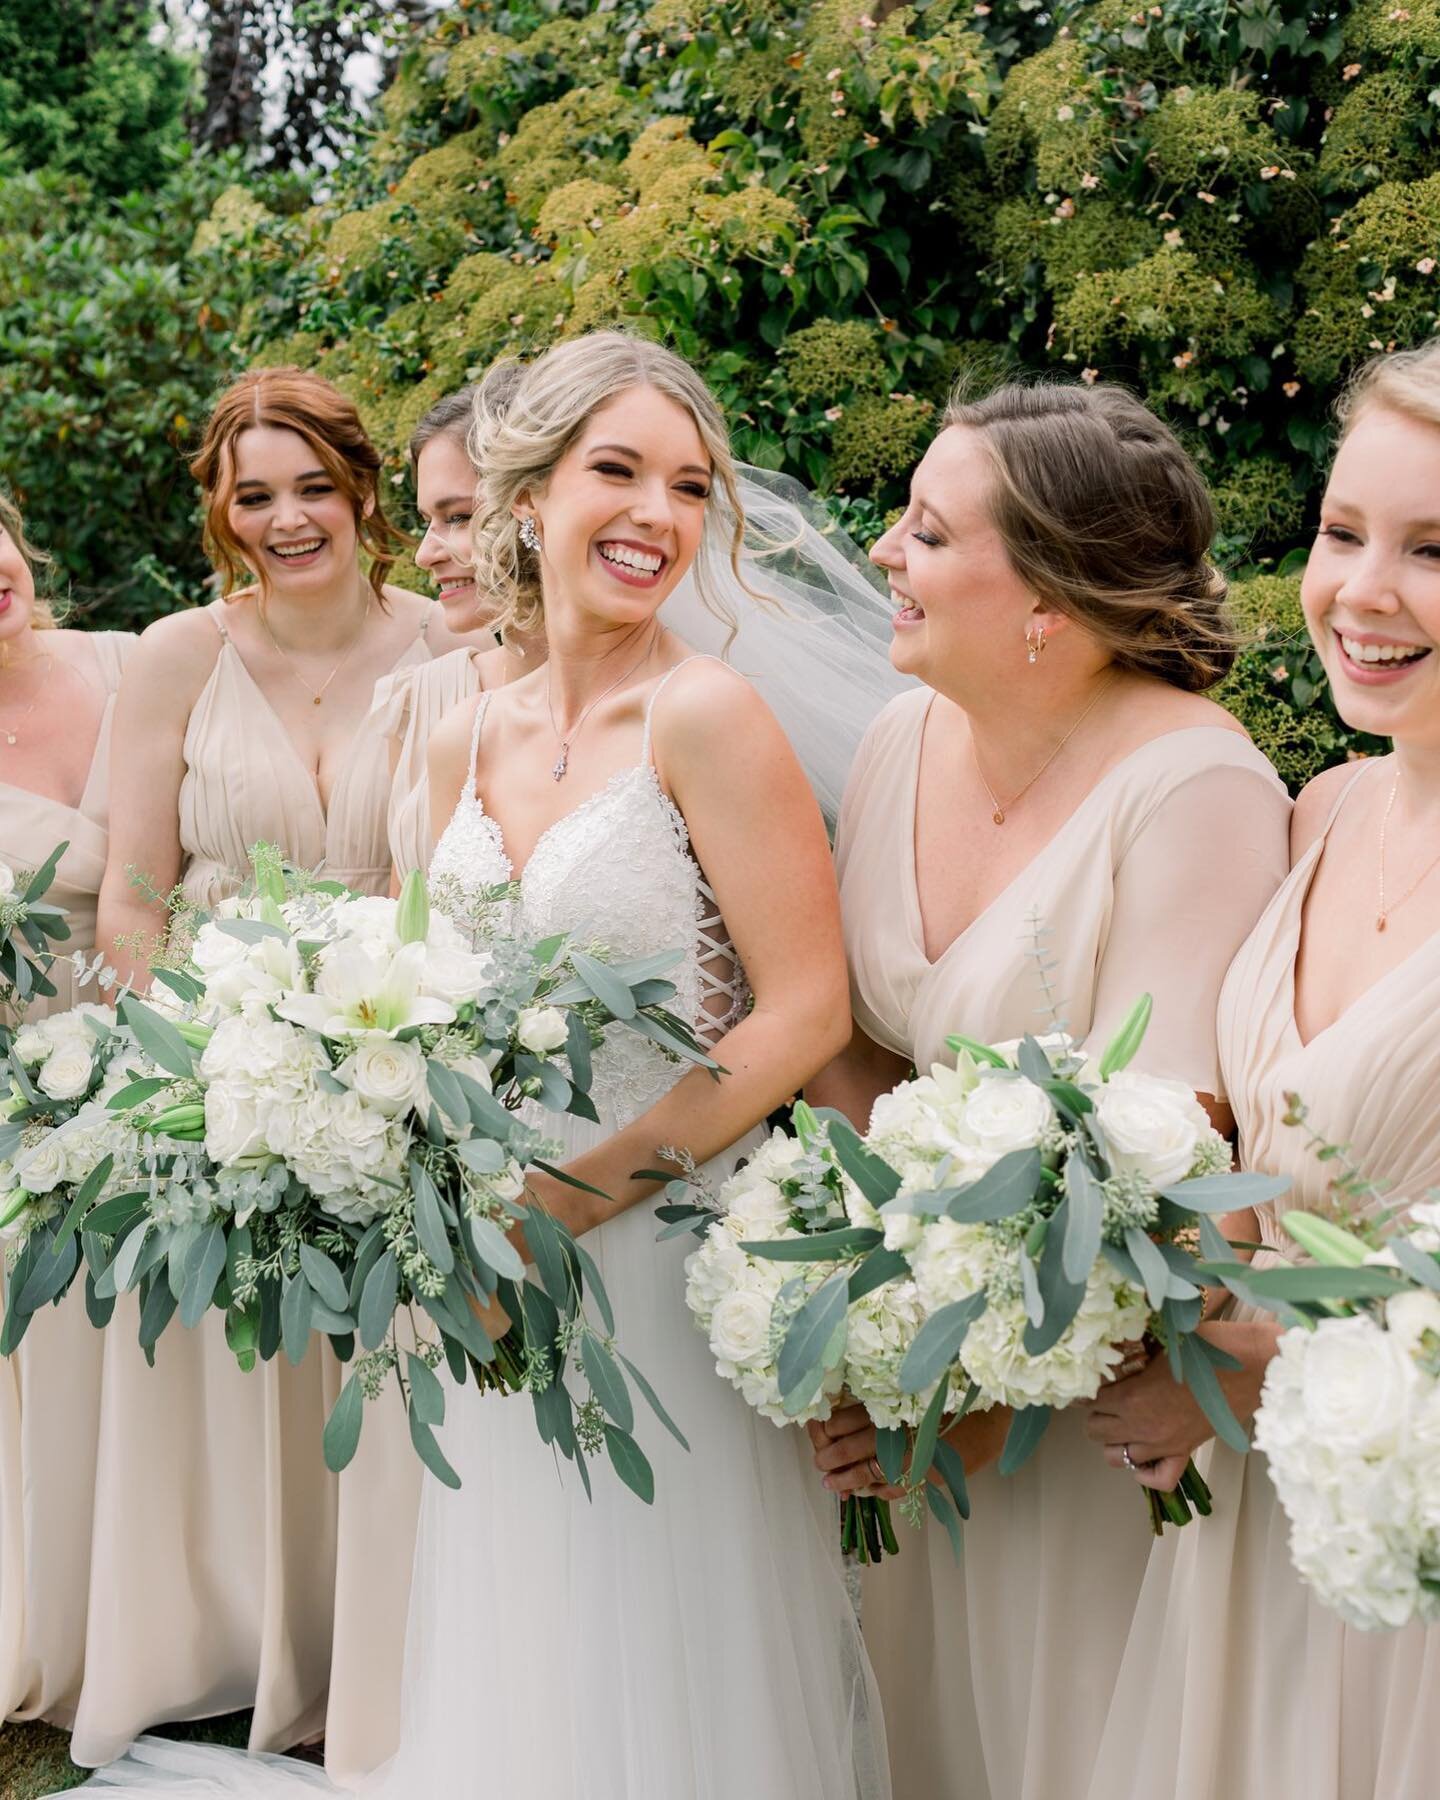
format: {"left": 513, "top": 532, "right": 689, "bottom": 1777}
{"left": 958, "top": 1259, "right": 1150, "bottom": 1410}
{"left": 1252, "top": 1313, "right": 1440, "bottom": 1632}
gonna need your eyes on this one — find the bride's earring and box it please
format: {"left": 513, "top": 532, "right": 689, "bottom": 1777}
{"left": 1026, "top": 624, "right": 1047, "bottom": 665}
{"left": 518, "top": 517, "right": 541, "bottom": 553}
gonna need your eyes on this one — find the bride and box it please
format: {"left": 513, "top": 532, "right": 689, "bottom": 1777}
{"left": 73, "top": 333, "right": 898, "bottom": 1798}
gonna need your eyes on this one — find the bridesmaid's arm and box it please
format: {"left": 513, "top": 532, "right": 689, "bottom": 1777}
{"left": 96, "top": 612, "right": 219, "bottom": 990}
{"left": 805, "top": 1024, "right": 911, "bottom": 1132}
{"left": 525, "top": 664, "right": 852, "bottom": 1235}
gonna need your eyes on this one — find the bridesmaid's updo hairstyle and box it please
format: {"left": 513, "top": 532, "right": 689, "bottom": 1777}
{"left": 191, "top": 366, "right": 407, "bottom": 606}
{"left": 947, "top": 381, "right": 1237, "bottom": 692}
{"left": 468, "top": 331, "right": 750, "bottom": 639}
{"left": 0, "top": 487, "right": 56, "bottom": 629}
{"left": 1335, "top": 338, "right": 1440, "bottom": 442}
{"left": 408, "top": 360, "right": 525, "bottom": 468}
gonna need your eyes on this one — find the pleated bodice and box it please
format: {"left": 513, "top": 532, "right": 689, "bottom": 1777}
{"left": 178, "top": 601, "right": 435, "bottom": 903}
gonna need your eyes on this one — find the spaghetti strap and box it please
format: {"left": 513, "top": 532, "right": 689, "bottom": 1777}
{"left": 205, "top": 598, "right": 232, "bottom": 645}
{"left": 463, "top": 692, "right": 493, "bottom": 800}
{"left": 641, "top": 655, "right": 723, "bottom": 766}
{"left": 1318, "top": 755, "right": 1382, "bottom": 840}
{"left": 420, "top": 598, "right": 439, "bottom": 642}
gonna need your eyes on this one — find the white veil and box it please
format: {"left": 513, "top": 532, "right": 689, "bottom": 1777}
{"left": 660, "top": 464, "right": 914, "bottom": 828}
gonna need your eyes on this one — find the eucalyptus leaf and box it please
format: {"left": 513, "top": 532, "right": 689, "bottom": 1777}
{"left": 410, "top": 1162, "right": 454, "bottom": 1276}
{"left": 828, "top": 1119, "right": 901, "bottom": 1209}
{"left": 117, "top": 996, "right": 195, "bottom": 1081}
{"left": 322, "top": 1373, "right": 365, "bottom": 1472}
{"left": 742, "top": 1226, "right": 881, "bottom": 1262}
{"left": 18, "top": 1227, "right": 79, "bottom": 1313}
{"left": 408, "top": 1410, "right": 461, "bottom": 1489}
{"left": 299, "top": 1242, "right": 351, "bottom": 1313}
{"left": 617, "top": 1349, "right": 689, "bottom": 1451}
{"left": 139, "top": 1274, "right": 179, "bottom": 1349}
{"left": 925, "top": 1484, "right": 966, "bottom": 1562}
{"left": 281, "top": 1273, "right": 313, "bottom": 1366}
{"left": 580, "top": 1334, "right": 634, "bottom": 1432}
{"left": 875, "top": 1425, "right": 907, "bottom": 1487}
{"left": 1179, "top": 1331, "right": 1249, "bottom": 1454}
{"left": 1158, "top": 1171, "right": 1292, "bottom": 1213}
{"left": 180, "top": 1222, "right": 227, "bottom": 1328}
{"left": 946, "top": 1147, "right": 1043, "bottom": 1224}
{"left": 908, "top": 1371, "right": 950, "bottom": 1487}
{"left": 603, "top": 1423, "right": 655, "bottom": 1504}
{"left": 571, "top": 950, "right": 636, "bottom": 1021}
{"left": 998, "top": 1404, "right": 1051, "bottom": 1475}
{"left": 468, "top": 1214, "right": 525, "bottom": 1281}
{"left": 1061, "top": 1149, "right": 1104, "bottom": 1284}
{"left": 406, "top": 1352, "right": 446, "bottom": 1427}
{"left": 776, "top": 1270, "right": 850, "bottom": 1402}
{"left": 847, "top": 1244, "right": 910, "bottom": 1303}
{"left": 899, "top": 1291, "right": 987, "bottom": 1393}
{"left": 1124, "top": 1226, "right": 1172, "bottom": 1311}
{"left": 571, "top": 1239, "right": 614, "bottom": 1335}
{"left": 933, "top": 1438, "right": 971, "bottom": 1521}
{"left": 1392, "top": 1240, "right": 1440, "bottom": 1292}
{"left": 359, "top": 1247, "right": 399, "bottom": 1351}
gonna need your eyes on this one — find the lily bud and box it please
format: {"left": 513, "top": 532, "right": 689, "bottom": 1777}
{"left": 395, "top": 868, "right": 430, "bottom": 946}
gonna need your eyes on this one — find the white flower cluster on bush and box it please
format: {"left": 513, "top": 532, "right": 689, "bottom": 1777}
{"left": 1253, "top": 1213, "right": 1440, "bottom": 1633}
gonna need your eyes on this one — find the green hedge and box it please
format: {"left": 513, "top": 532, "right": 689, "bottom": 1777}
{"left": 14, "top": 0, "right": 1437, "bottom": 780}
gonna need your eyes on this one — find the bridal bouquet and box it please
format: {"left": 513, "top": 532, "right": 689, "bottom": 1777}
{"left": 1200, "top": 1153, "right": 1440, "bottom": 1629}
{"left": 0, "top": 857, "right": 706, "bottom": 1500}
{"left": 0, "top": 843, "right": 72, "bottom": 1011}
{"left": 672, "top": 1102, "right": 952, "bottom": 1561}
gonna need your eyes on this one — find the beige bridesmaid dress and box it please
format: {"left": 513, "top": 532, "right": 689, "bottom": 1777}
{"left": 1087, "top": 757, "right": 1440, "bottom": 1800}
{"left": 369, "top": 645, "right": 481, "bottom": 881}
{"left": 0, "top": 632, "right": 132, "bottom": 1726}
{"left": 70, "top": 599, "right": 436, "bottom": 1781}
{"left": 835, "top": 687, "right": 1291, "bottom": 1800}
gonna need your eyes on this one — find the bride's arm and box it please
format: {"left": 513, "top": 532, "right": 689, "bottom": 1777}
{"left": 530, "top": 663, "right": 852, "bottom": 1236}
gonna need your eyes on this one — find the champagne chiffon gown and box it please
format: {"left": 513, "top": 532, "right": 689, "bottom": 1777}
{"left": 0, "top": 631, "right": 132, "bottom": 1726}
{"left": 835, "top": 689, "right": 1291, "bottom": 1800}
{"left": 368, "top": 645, "right": 480, "bottom": 881}
{"left": 1086, "top": 757, "right": 1440, "bottom": 1800}
{"left": 68, "top": 600, "right": 438, "bottom": 1780}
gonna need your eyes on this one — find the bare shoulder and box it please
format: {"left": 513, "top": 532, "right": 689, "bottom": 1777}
{"left": 1290, "top": 759, "right": 1368, "bottom": 860}
{"left": 428, "top": 689, "right": 484, "bottom": 762}
{"left": 651, "top": 656, "right": 775, "bottom": 750}
{"left": 1136, "top": 682, "right": 1249, "bottom": 740}
{"left": 126, "top": 606, "right": 225, "bottom": 699}
{"left": 382, "top": 583, "right": 437, "bottom": 630}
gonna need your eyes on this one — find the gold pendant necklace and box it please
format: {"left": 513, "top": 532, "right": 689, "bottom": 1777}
{"left": 972, "top": 673, "right": 1114, "bottom": 825}
{"left": 1375, "top": 768, "right": 1440, "bottom": 931}
{"left": 0, "top": 653, "right": 54, "bottom": 745}
{"left": 259, "top": 595, "right": 371, "bottom": 705}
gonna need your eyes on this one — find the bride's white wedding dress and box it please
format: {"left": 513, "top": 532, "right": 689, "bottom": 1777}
{"left": 75, "top": 661, "right": 888, "bottom": 1800}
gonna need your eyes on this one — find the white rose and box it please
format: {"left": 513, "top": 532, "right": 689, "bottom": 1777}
{"left": 190, "top": 920, "right": 252, "bottom": 979}
{"left": 960, "top": 1074, "right": 1052, "bottom": 1159}
{"left": 0, "top": 860, "right": 18, "bottom": 903}
{"left": 1274, "top": 1317, "right": 1418, "bottom": 1460}
{"left": 14, "top": 1130, "right": 71, "bottom": 1194}
{"left": 709, "top": 1284, "right": 776, "bottom": 1369}
{"left": 420, "top": 941, "right": 496, "bottom": 1008}
{"left": 684, "top": 1227, "right": 747, "bottom": 1323}
{"left": 11, "top": 1023, "right": 50, "bottom": 1065}
{"left": 723, "top": 1181, "right": 795, "bottom": 1242}
{"left": 37, "top": 1041, "right": 95, "bottom": 1101}
{"left": 1386, "top": 1290, "right": 1440, "bottom": 1358}
{"left": 1092, "top": 1070, "right": 1209, "bottom": 1188}
{"left": 516, "top": 1006, "right": 569, "bottom": 1055}
{"left": 338, "top": 1037, "right": 429, "bottom": 1118}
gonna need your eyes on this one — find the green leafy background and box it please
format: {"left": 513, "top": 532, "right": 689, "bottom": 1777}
{"left": 8, "top": 0, "right": 1440, "bottom": 789}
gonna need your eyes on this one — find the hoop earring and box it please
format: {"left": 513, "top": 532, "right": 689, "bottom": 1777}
{"left": 518, "top": 517, "right": 541, "bottom": 553}
{"left": 1025, "top": 624, "right": 1047, "bottom": 665}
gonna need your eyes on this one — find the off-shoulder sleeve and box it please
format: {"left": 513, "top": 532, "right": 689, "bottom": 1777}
{"left": 1090, "top": 754, "right": 1292, "bottom": 1101}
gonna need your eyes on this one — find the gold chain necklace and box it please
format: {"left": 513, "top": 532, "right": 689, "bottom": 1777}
{"left": 544, "top": 628, "right": 660, "bottom": 782}
{"left": 259, "top": 595, "right": 371, "bottom": 706}
{"left": 1376, "top": 768, "right": 1440, "bottom": 931}
{"left": 0, "top": 653, "right": 55, "bottom": 746}
{"left": 972, "top": 674, "right": 1114, "bottom": 826}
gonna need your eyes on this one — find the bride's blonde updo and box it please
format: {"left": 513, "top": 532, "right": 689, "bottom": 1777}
{"left": 468, "top": 331, "right": 750, "bottom": 639}
{"left": 947, "top": 381, "right": 1237, "bottom": 692}
{"left": 1335, "top": 338, "right": 1440, "bottom": 441}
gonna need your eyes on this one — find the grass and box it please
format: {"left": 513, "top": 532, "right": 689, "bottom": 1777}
{"left": 0, "top": 1713, "right": 265, "bottom": 1799}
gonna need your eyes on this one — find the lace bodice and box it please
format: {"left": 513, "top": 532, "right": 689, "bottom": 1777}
{"left": 429, "top": 659, "right": 750, "bottom": 1124}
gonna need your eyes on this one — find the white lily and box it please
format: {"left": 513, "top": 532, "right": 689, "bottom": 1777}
{"left": 277, "top": 939, "right": 456, "bottom": 1039}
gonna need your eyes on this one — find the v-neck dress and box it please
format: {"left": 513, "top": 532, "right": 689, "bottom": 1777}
{"left": 0, "top": 631, "right": 133, "bottom": 1729}
{"left": 835, "top": 686, "right": 1291, "bottom": 1800}
{"left": 68, "top": 600, "right": 435, "bottom": 1782}
{"left": 1087, "top": 758, "right": 1440, "bottom": 1800}
{"left": 368, "top": 646, "right": 482, "bottom": 882}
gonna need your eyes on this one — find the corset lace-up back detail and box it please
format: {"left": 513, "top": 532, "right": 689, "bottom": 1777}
{"left": 429, "top": 659, "right": 750, "bottom": 1121}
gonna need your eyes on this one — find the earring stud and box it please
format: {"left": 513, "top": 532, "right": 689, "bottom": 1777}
{"left": 518, "top": 517, "right": 541, "bottom": 553}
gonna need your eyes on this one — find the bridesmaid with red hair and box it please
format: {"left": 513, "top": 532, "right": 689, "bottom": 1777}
{"left": 84, "top": 368, "right": 467, "bottom": 1779}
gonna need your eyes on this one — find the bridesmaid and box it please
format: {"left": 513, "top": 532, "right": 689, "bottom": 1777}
{"left": 806, "top": 381, "right": 1292, "bottom": 1799}
{"left": 373, "top": 366, "right": 546, "bottom": 886}
{"left": 83, "top": 368, "right": 466, "bottom": 1780}
{"left": 1084, "top": 346, "right": 1440, "bottom": 1797}
{"left": 0, "top": 491, "right": 132, "bottom": 1729}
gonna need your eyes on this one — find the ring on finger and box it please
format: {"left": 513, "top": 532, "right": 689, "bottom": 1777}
{"left": 1121, "top": 1445, "right": 1137, "bottom": 1472}
{"left": 866, "top": 1455, "right": 886, "bottom": 1486}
